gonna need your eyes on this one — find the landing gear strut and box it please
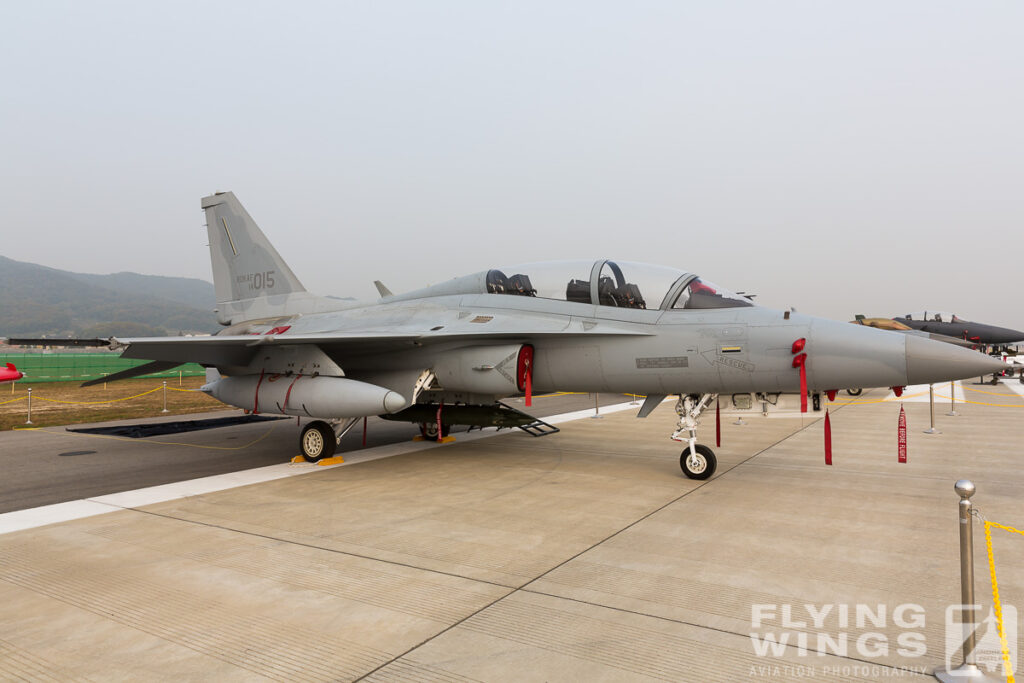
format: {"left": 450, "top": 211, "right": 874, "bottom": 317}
{"left": 299, "top": 417, "right": 360, "bottom": 462}
{"left": 671, "top": 393, "right": 718, "bottom": 480}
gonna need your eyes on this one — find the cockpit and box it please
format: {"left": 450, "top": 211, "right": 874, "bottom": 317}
{"left": 902, "top": 311, "right": 962, "bottom": 323}
{"left": 485, "top": 260, "right": 753, "bottom": 310}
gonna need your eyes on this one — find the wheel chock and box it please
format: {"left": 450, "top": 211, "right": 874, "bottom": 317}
{"left": 412, "top": 435, "right": 456, "bottom": 444}
{"left": 291, "top": 455, "right": 306, "bottom": 463}
{"left": 317, "top": 456, "right": 345, "bottom": 466}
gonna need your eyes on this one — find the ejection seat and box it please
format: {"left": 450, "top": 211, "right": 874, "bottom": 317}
{"left": 613, "top": 283, "right": 646, "bottom": 309}
{"left": 507, "top": 274, "right": 537, "bottom": 296}
{"left": 566, "top": 279, "right": 591, "bottom": 304}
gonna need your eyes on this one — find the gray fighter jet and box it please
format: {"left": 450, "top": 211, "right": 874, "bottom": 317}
{"left": 895, "top": 312, "right": 1024, "bottom": 347}
{"left": 66, "top": 192, "right": 1006, "bottom": 479}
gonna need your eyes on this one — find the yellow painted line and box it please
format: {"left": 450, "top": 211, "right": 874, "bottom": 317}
{"left": 962, "top": 385, "right": 1020, "bottom": 397}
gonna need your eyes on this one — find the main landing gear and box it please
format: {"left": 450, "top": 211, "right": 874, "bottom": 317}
{"left": 299, "top": 417, "right": 360, "bottom": 462}
{"left": 671, "top": 393, "right": 718, "bottom": 480}
{"left": 419, "top": 421, "right": 451, "bottom": 441}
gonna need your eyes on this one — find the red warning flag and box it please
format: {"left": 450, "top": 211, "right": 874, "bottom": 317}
{"left": 824, "top": 408, "right": 832, "bottom": 465}
{"left": 897, "top": 405, "right": 907, "bottom": 463}
{"left": 518, "top": 345, "right": 534, "bottom": 407}
{"left": 716, "top": 398, "right": 721, "bottom": 447}
{"left": 792, "top": 353, "right": 808, "bottom": 412}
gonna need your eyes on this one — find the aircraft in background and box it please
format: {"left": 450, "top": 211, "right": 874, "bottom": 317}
{"left": 895, "top": 312, "right": 1024, "bottom": 348}
{"left": 851, "top": 315, "right": 975, "bottom": 348}
{"left": 8, "top": 193, "right": 1006, "bottom": 479}
{"left": 0, "top": 363, "right": 24, "bottom": 384}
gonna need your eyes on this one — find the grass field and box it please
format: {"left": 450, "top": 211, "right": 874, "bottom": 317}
{"left": 0, "top": 377, "right": 226, "bottom": 431}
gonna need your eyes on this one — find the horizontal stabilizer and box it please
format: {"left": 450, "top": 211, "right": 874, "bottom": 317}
{"left": 80, "top": 360, "right": 182, "bottom": 387}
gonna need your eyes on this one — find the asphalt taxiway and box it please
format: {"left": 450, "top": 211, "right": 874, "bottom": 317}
{"left": 0, "top": 392, "right": 626, "bottom": 513}
{"left": 1, "top": 383, "right": 1023, "bottom": 681}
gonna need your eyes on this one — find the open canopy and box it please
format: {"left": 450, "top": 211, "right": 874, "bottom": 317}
{"left": 485, "top": 260, "right": 753, "bottom": 310}
{"left": 902, "top": 311, "right": 961, "bottom": 323}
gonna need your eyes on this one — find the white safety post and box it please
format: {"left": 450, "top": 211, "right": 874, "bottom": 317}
{"left": 161, "top": 381, "right": 169, "bottom": 413}
{"left": 591, "top": 393, "right": 602, "bottom": 419}
{"left": 946, "top": 380, "right": 957, "bottom": 416}
{"left": 25, "top": 387, "right": 32, "bottom": 425}
{"left": 924, "top": 385, "right": 940, "bottom": 434}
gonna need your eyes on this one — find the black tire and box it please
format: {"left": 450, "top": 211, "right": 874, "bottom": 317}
{"left": 846, "top": 388, "right": 863, "bottom": 396}
{"left": 419, "top": 421, "right": 451, "bottom": 440}
{"left": 300, "top": 421, "right": 336, "bottom": 462}
{"left": 679, "top": 444, "right": 717, "bottom": 480}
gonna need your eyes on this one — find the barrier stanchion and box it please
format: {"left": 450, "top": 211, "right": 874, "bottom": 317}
{"left": 934, "top": 480, "right": 1000, "bottom": 682}
{"left": 924, "top": 384, "right": 941, "bottom": 434}
{"left": 25, "top": 387, "right": 32, "bottom": 425}
{"left": 947, "top": 381, "right": 958, "bottom": 417}
{"left": 161, "top": 381, "right": 169, "bottom": 413}
{"left": 591, "top": 393, "right": 602, "bottom": 419}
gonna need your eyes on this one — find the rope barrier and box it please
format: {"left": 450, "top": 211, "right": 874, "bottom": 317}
{"left": 31, "top": 387, "right": 164, "bottom": 405}
{"left": 983, "top": 520, "right": 1018, "bottom": 682}
{"left": 0, "top": 396, "right": 27, "bottom": 406}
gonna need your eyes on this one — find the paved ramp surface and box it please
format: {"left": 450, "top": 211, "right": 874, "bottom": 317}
{"left": 1, "top": 385, "right": 1023, "bottom": 682}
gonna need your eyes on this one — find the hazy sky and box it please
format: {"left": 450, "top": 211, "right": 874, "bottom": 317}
{"left": 2, "top": 2, "right": 1022, "bottom": 329}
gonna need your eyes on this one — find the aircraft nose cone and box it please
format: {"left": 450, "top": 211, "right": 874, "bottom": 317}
{"left": 905, "top": 334, "right": 1007, "bottom": 384}
{"left": 382, "top": 391, "right": 409, "bottom": 414}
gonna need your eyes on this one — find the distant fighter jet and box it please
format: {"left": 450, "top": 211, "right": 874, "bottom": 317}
{"left": 894, "top": 312, "right": 1024, "bottom": 347}
{"left": 0, "top": 363, "right": 23, "bottom": 384}
{"left": 11, "top": 193, "right": 1005, "bottom": 479}
{"left": 851, "top": 315, "right": 975, "bottom": 348}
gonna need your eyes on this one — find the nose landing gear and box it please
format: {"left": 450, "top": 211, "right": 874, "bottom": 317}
{"left": 671, "top": 393, "right": 718, "bottom": 480}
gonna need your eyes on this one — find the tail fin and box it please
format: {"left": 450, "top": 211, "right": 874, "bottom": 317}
{"left": 202, "top": 191, "right": 310, "bottom": 325}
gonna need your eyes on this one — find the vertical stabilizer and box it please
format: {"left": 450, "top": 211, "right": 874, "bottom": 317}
{"left": 202, "top": 192, "right": 310, "bottom": 325}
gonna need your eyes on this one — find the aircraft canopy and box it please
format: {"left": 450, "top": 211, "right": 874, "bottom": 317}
{"left": 902, "top": 311, "right": 961, "bottom": 323}
{"left": 485, "top": 260, "right": 753, "bottom": 310}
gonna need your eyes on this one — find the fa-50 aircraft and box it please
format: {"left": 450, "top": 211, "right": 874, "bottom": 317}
{"left": 49, "top": 192, "right": 1005, "bottom": 479}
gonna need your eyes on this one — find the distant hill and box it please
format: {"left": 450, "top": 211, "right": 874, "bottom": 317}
{"left": 0, "top": 255, "right": 218, "bottom": 337}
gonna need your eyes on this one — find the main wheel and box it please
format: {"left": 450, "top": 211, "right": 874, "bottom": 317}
{"left": 300, "top": 421, "right": 336, "bottom": 462}
{"left": 679, "top": 444, "right": 717, "bottom": 480}
{"left": 419, "top": 421, "right": 451, "bottom": 440}
{"left": 846, "top": 388, "right": 863, "bottom": 396}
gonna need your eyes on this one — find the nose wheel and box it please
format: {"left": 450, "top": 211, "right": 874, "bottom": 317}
{"left": 680, "top": 444, "right": 716, "bottom": 480}
{"left": 671, "top": 393, "right": 719, "bottom": 479}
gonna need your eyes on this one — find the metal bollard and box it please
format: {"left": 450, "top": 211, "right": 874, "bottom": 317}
{"left": 591, "top": 393, "right": 602, "bottom": 419}
{"left": 25, "top": 387, "right": 33, "bottom": 425}
{"left": 924, "top": 385, "right": 941, "bottom": 434}
{"left": 934, "top": 480, "right": 999, "bottom": 682}
{"left": 946, "top": 381, "right": 957, "bottom": 417}
{"left": 161, "top": 381, "right": 169, "bottom": 413}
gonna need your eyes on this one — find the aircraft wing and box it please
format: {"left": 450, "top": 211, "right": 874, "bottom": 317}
{"left": 111, "top": 325, "right": 651, "bottom": 367}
